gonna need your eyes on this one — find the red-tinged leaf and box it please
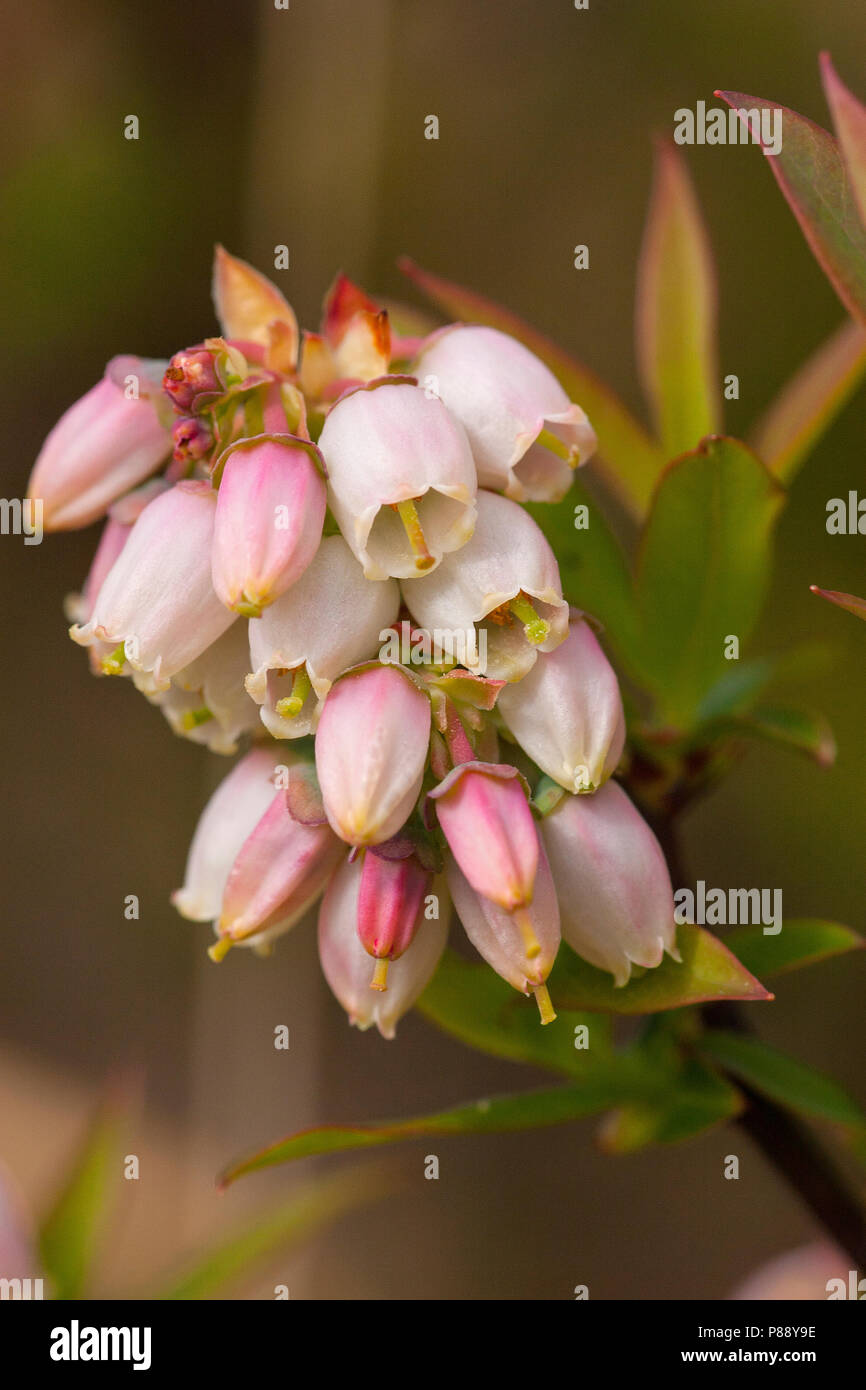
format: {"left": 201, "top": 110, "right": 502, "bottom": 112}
{"left": 821, "top": 54, "right": 866, "bottom": 232}
{"left": 717, "top": 91, "right": 866, "bottom": 324}
{"left": 398, "top": 257, "right": 663, "bottom": 518}
{"left": 550, "top": 924, "right": 773, "bottom": 1015}
{"left": 751, "top": 319, "right": 866, "bottom": 484}
{"left": 811, "top": 585, "right": 866, "bottom": 621}
{"left": 218, "top": 1086, "right": 629, "bottom": 1186}
{"left": 724, "top": 919, "right": 864, "bottom": 980}
{"left": 635, "top": 141, "right": 721, "bottom": 457}
{"left": 212, "top": 245, "right": 299, "bottom": 359}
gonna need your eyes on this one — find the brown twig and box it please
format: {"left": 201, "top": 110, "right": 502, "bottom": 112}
{"left": 656, "top": 815, "right": 866, "bottom": 1273}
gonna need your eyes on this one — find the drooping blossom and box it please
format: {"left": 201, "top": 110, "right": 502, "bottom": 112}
{"left": 402, "top": 488, "right": 568, "bottom": 680}
{"left": 28, "top": 357, "right": 171, "bottom": 531}
{"left": 541, "top": 780, "right": 678, "bottom": 986}
{"left": 318, "top": 855, "right": 449, "bottom": 1038}
{"left": 414, "top": 324, "right": 596, "bottom": 501}
{"left": 497, "top": 618, "right": 625, "bottom": 792}
{"left": 317, "top": 377, "right": 477, "bottom": 580}
{"left": 315, "top": 663, "right": 431, "bottom": 846}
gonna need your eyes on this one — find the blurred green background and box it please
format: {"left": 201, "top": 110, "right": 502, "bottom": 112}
{"left": 1, "top": 0, "right": 864, "bottom": 1298}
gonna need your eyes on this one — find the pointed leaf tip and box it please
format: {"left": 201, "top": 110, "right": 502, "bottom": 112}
{"left": 810, "top": 585, "right": 866, "bottom": 621}
{"left": 717, "top": 90, "right": 866, "bottom": 324}
{"left": 636, "top": 140, "right": 721, "bottom": 457}
{"left": 820, "top": 54, "right": 866, "bottom": 233}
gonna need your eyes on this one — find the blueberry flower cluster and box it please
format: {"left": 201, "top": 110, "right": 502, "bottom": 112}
{"left": 29, "top": 248, "right": 676, "bottom": 1035}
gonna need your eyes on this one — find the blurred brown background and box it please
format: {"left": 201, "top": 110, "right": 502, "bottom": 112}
{"left": 1, "top": 0, "right": 865, "bottom": 1298}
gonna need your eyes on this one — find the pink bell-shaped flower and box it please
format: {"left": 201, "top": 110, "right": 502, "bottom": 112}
{"left": 317, "top": 377, "right": 477, "bottom": 579}
{"left": 401, "top": 488, "right": 568, "bottom": 681}
{"left": 446, "top": 846, "right": 560, "bottom": 1024}
{"left": 317, "top": 854, "right": 449, "bottom": 1038}
{"left": 136, "top": 619, "right": 259, "bottom": 755}
{"left": 69, "top": 480, "right": 235, "bottom": 689}
{"left": 211, "top": 435, "right": 327, "bottom": 617}
{"left": 428, "top": 762, "right": 539, "bottom": 912}
{"left": 414, "top": 324, "right": 596, "bottom": 502}
{"left": 172, "top": 747, "right": 287, "bottom": 922}
{"left": 497, "top": 618, "right": 626, "bottom": 793}
{"left": 540, "top": 780, "right": 678, "bottom": 986}
{"left": 356, "top": 848, "right": 432, "bottom": 990}
{"left": 28, "top": 357, "right": 171, "bottom": 531}
{"left": 245, "top": 535, "right": 400, "bottom": 738}
{"left": 315, "top": 663, "right": 432, "bottom": 846}
{"left": 213, "top": 789, "right": 344, "bottom": 954}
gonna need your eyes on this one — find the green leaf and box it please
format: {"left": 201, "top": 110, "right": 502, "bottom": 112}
{"left": 38, "top": 1088, "right": 130, "bottom": 1299}
{"left": 419, "top": 946, "right": 611, "bottom": 1076}
{"left": 526, "top": 479, "right": 642, "bottom": 682}
{"left": 219, "top": 1084, "right": 638, "bottom": 1187}
{"left": 750, "top": 319, "right": 866, "bottom": 484}
{"left": 811, "top": 585, "right": 866, "bottom": 621}
{"left": 724, "top": 919, "right": 864, "bottom": 979}
{"left": 712, "top": 704, "right": 836, "bottom": 766}
{"left": 399, "top": 256, "right": 664, "bottom": 518}
{"left": 636, "top": 436, "right": 784, "bottom": 726}
{"left": 550, "top": 925, "right": 772, "bottom": 1015}
{"left": 718, "top": 91, "right": 866, "bottom": 324}
{"left": 697, "top": 1030, "right": 866, "bottom": 1130}
{"left": 635, "top": 141, "right": 721, "bottom": 457}
{"left": 598, "top": 1058, "right": 743, "bottom": 1154}
{"left": 821, "top": 54, "right": 866, "bottom": 232}
{"left": 695, "top": 658, "right": 775, "bottom": 722}
{"left": 154, "top": 1166, "right": 389, "bottom": 1299}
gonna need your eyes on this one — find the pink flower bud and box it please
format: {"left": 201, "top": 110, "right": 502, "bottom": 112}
{"left": 357, "top": 849, "right": 431, "bottom": 968}
{"left": 215, "top": 789, "right": 343, "bottom": 950}
{"left": 211, "top": 436, "right": 327, "bottom": 617}
{"left": 162, "top": 346, "right": 221, "bottom": 413}
{"left": 497, "top": 619, "right": 625, "bottom": 792}
{"left": 402, "top": 488, "right": 568, "bottom": 682}
{"left": 27, "top": 361, "right": 171, "bottom": 531}
{"left": 540, "top": 780, "right": 677, "bottom": 986}
{"left": 315, "top": 664, "right": 431, "bottom": 846}
{"left": 317, "top": 378, "right": 477, "bottom": 579}
{"left": 246, "top": 535, "right": 400, "bottom": 738}
{"left": 172, "top": 747, "right": 285, "bottom": 921}
{"left": 429, "top": 762, "right": 539, "bottom": 911}
{"left": 172, "top": 415, "right": 213, "bottom": 465}
{"left": 69, "top": 480, "right": 235, "bottom": 689}
{"left": 446, "top": 847, "right": 560, "bottom": 1021}
{"left": 317, "top": 855, "right": 449, "bottom": 1037}
{"left": 414, "top": 325, "right": 596, "bottom": 501}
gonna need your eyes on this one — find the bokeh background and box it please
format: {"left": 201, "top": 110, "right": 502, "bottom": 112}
{"left": 1, "top": 0, "right": 864, "bottom": 1299}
